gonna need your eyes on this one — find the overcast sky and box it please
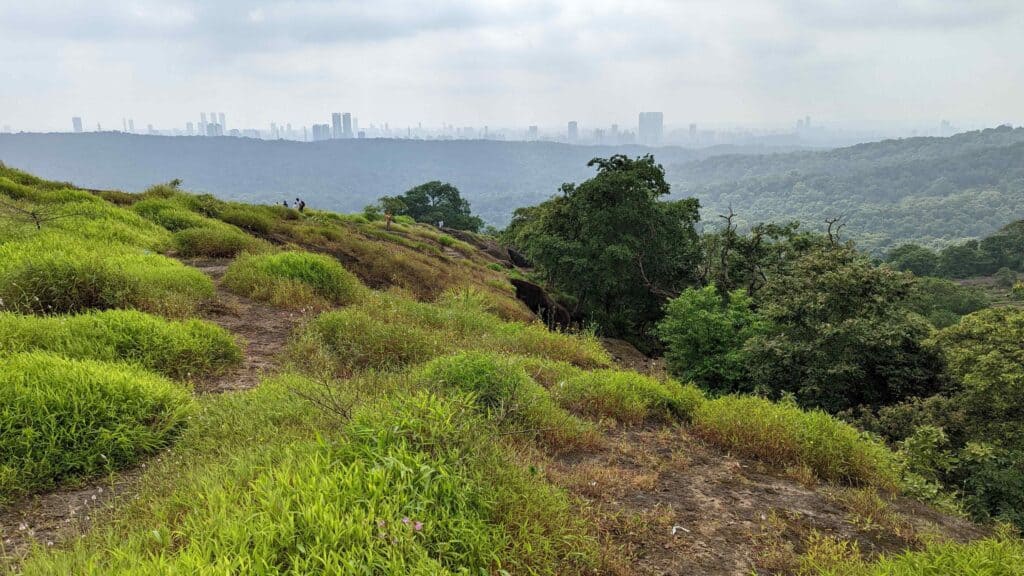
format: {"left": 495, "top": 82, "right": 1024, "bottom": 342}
{"left": 2, "top": 0, "right": 1023, "bottom": 133}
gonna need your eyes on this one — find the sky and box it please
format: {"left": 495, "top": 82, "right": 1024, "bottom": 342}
{"left": 2, "top": 0, "right": 1023, "bottom": 133}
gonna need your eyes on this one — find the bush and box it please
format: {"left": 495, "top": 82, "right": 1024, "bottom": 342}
{"left": 132, "top": 199, "right": 209, "bottom": 231}
{"left": 656, "top": 285, "right": 765, "bottom": 393}
{"left": 173, "top": 226, "right": 268, "bottom": 258}
{"left": 556, "top": 369, "right": 704, "bottom": 424}
{"left": 0, "top": 352, "right": 193, "bottom": 500}
{"left": 0, "top": 310, "right": 241, "bottom": 380}
{"left": 0, "top": 234, "right": 214, "bottom": 317}
{"left": 693, "top": 395, "right": 900, "bottom": 488}
{"left": 222, "top": 251, "right": 365, "bottom": 308}
{"left": 415, "top": 352, "right": 597, "bottom": 449}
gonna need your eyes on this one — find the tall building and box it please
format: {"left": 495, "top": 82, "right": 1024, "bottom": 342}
{"left": 331, "top": 113, "right": 342, "bottom": 138}
{"left": 638, "top": 112, "right": 663, "bottom": 146}
{"left": 122, "top": 118, "right": 128, "bottom": 132}
{"left": 200, "top": 113, "right": 207, "bottom": 135}
{"left": 128, "top": 119, "right": 135, "bottom": 133}
{"left": 218, "top": 113, "right": 226, "bottom": 132}
{"left": 186, "top": 121, "right": 194, "bottom": 135}
{"left": 312, "top": 123, "right": 332, "bottom": 141}
{"left": 341, "top": 113, "right": 353, "bottom": 138}
{"left": 72, "top": 117, "right": 83, "bottom": 133}
{"left": 567, "top": 121, "right": 579, "bottom": 143}
{"left": 528, "top": 125, "right": 538, "bottom": 140}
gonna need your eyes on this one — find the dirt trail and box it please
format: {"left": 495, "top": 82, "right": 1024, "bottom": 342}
{"left": 184, "top": 258, "right": 298, "bottom": 392}
{"left": 1, "top": 259, "right": 297, "bottom": 564}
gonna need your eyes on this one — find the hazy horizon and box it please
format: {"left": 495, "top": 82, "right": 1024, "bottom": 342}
{"left": 2, "top": 1, "right": 1023, "bottom": 134}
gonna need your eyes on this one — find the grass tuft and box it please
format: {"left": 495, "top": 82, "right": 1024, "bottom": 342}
{"left": 556, "top": 369, "right": 705, "bottom": 424}
{"left": 223, "top": 251, "right": 365, "bottom": 309}
{"left": 0, "top": 352, "right": 193, "bottom": 501}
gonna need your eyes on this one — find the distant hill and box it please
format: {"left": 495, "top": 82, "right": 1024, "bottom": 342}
{"left": 671, "top": 125, "right": 1024, "bottom": 254}
{"left": 0, "top": 133, "right": 764, "bottom": 226}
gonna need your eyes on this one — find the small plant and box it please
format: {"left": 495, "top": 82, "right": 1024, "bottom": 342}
{"left": 0, "top": 352, "right": 193, "bottom": 500}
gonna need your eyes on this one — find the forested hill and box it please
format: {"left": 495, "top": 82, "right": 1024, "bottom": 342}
{"left": 672, "top": 125, "right": 1024, "bottom": 254}
{"left": 0, "top": 132, "right": 771, "bottom": 226}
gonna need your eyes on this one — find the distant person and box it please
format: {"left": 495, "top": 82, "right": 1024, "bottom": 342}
{"left": 384, "top": 210, "right": 393, "bottom": 231}
{"left": 282, "top": 200, "right": 289, "bottom": 208}
{"left": 298, "top": 199, "right": 306, "bottom": 213}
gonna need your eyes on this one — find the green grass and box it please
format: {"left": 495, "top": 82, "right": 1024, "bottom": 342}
{"left": 132, "top": 198, "right": 210, "bottom": 231}
{"left": 173, "top": 226, "right": 269, "bottom": 257}
{"left": 0, "top": 310, "right": 241, "bottom": 380}
{"left": 222, "top": 251, "right": 365, "bottom": 309}
{"left": 0, "top": 352, "right": 193, "bottom": 501}
{"left": 18, "top": 380, "right": 599, "bottom": 575}
{"left": 796, "top": 531, "right": 1024, "bottom": 575}
{"left": 414, "top": 352, "right": 598, "bottom": 450}
{"left": 0, "top": 233, "right": 214, "bottom": 317}
{"left": 290, "top": 291, "right": 610, "bottom": 377}
{"left": 556, "top": 369, "right": 704, "bottom": 424}
{"left": 693, "top": 395, "right": 901, "bottom": 488}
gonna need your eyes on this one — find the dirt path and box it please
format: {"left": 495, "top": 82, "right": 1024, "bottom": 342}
{"left": 184, "top": 258, "right": 299, "bottom": 393}
{"left": 548, "top": 426, "right": 986, "bottom": 575}
{"left": 1, "top": 259, "right": 299, "bottom": 565}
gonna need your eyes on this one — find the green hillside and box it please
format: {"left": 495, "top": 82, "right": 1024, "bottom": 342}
{"left": 1, "top": 163, "right": 1021, "bottom": 575}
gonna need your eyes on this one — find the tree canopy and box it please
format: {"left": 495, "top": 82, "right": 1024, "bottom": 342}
{"left": 378, "top": 181, "right": 484, "bottom": 232}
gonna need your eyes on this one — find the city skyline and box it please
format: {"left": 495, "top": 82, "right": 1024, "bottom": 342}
{"left": 2, "top": 2, "right": 1023, "bottom": 135}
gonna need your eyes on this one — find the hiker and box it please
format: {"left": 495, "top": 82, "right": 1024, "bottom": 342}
{"left": 298, "top": 199, "right": 306, "bottom": 213}
{"left": 384, "top": 210, "right": 393, "bottom": 231}
{"left": 283, "top": 200, "right": 289, "bottom": 208}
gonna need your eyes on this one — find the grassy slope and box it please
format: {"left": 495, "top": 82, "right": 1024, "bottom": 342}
{"left": 2, "top": 164, "right": 1019, "bottom": 574}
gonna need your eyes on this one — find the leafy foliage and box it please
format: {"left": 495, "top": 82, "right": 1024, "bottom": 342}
{"left": 378, "top": 181, "right": 484, "bottom": 231}
{"left": 504, "top": 155, "right": 701, "bottom": 349}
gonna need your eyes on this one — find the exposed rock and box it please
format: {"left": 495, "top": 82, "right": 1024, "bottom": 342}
{"left": 510, "top": 278, "right": 572, "bottom": 330}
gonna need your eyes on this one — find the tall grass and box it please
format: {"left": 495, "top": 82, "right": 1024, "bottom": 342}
{"left": 693, "top": 395, "right": 901, "bottom": 488}
{"left": 18, "top": 384, "right": 599, "bottom": 575}
{"left": 173, "top": 226, "right": 269, "bottom": 257}
{"left": 0, "top": 234, "right": 214, "bottom": 317}
{"left": 414, "top": 352, "right": 598, "bottom": 449}
{"left": 290, "top": 291, "right": 610, "bottom": 376}
{"left": 0, "top": 352, "right": 193, "bottom": 501}
{"left": 0, "top": 310, "right": 241, "bottom": 380}
{"left": 556, "top": 369, "right": 704, "bottom": 424}
{"left": 222, "top": 251, "right": 365, "bottom": 309}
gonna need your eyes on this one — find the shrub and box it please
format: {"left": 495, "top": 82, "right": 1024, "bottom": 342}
{"left": 0, "top": 352, "right": 193, "bottom": 500}
{"left": 693, "top": 395, "right": 900, "bottom": 488}
{"left": 0, "top": 234, "right": 214, "bottom": 317}
{"left": 415, "top": 352, "right": 597, "bottom": 449}
{"left": 222, "top": 251, "right": 365, "bottom": 308}
{"left": 132, "top": 198, "right": 209, "bottom": 231}
{"left": 556, "top": 369, "right": 704, "bottom": 424}
{"left": 438, "top": 234, "right": 456, "bottom": 247}
{"left": 0, "top": 310, "right": 241, "bottom": 380}
{"left": 173, "top": 226, "right": 268, "bottom": 258}
{"left": 995, "top": 267, "right": 1018, "bottom": 289}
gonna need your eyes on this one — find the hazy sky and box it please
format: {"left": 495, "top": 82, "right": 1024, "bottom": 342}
{"left": 2, "top": 0, "right": 1023, "bottom": 133}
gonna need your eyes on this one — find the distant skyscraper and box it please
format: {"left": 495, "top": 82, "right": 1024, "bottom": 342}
{"left": 122, "top": 118, "right": 127, "bottom": 132}
{"left": 128, "top": 119, "right": 135, "bottom": 133}
{"left": 312, "top": 123, "right": 332, "bottom": 141}
{"left": 199, "top": 113, "right": 207, "bottom": 135}
{"left": 638, "top": 112, "right": 663, "bottom": 146}
{"left": 72, "top": 117, "right": 83, "bottom": 133}
{"left": 567, "top": 121, "right": 579, "bottom": 143}
{"left": 352, "top": 117, "right": 359, "bottom": 136}
{"left": 528, "top": 125, "right": 538, "bottom": 140}
{"left": 219, "top": 113, "right": 226, "bottom": 132}
{"left": 186, "top": 121, "right": 194, "bottom": 135}
{"left": 332, "top": 113, "right": 342, "bottom": 139}
{"left": 206, "top": 123, "right": 222, "bottom": 137}
{"left": 342, "top": 113, "right": 353, "bottom": 138}
{"left": 357, "top": 130, "right": 366, "bottom": 139}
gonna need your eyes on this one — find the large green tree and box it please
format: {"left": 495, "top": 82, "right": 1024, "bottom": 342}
{"left": 379, "top": 181, "right": 483, "bottom": 232}
{"left": 504, "top": 155, "right": 701, "bottom": 348}
{"left": 744, "top": 246, "right": 946, "bottom": 412}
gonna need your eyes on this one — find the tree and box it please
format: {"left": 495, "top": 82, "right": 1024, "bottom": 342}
{"left": 504, "top": 155, "right": 701, "bottom": 349}
{"left": 656, "top": 285, "right": 766, "bottom": 393}
{"left": 994, "top": 267, "right": 1017, "bottom": 289}
{"left": 744, "top": 246, "right": 946, "bottom": 412}
{"left": 378, "top": 181, "right": 483, "bottom": 232}
{"left": 886, "top": 243, "right": 940, "bottom": 277}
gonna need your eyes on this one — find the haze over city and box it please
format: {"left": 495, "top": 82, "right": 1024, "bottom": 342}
{"left": 3, "top": 0, "right": 1023, "bottom": 141}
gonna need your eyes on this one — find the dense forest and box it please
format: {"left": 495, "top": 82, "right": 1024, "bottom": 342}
{"left": 673, "top": 126, "right": 1024, "bottom": 254}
